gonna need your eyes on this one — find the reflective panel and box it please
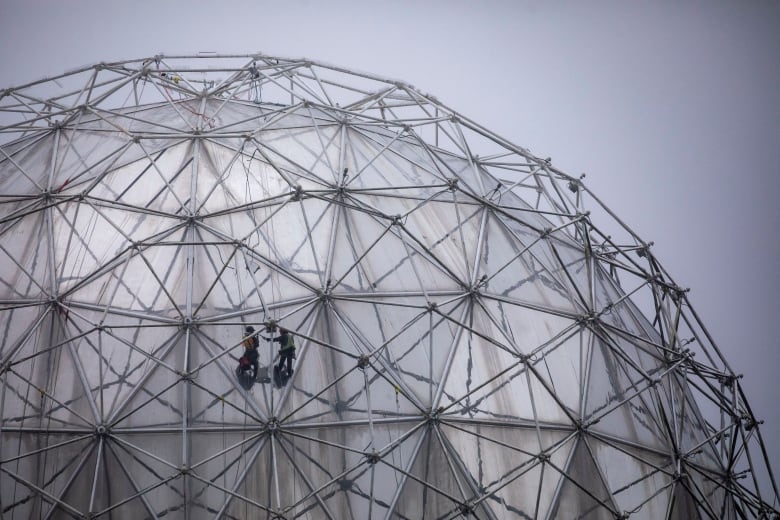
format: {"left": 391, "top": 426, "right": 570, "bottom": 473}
{"left": 549, "top": 438, "right": 617, "bottom": 519}
{"left": 591, "top": 437, "right": 674, "bottom": 520}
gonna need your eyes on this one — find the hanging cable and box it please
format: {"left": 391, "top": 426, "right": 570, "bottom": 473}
{"left": 155, "top": 62, "right": 215, "bottom": 128}
{"left": 240, "top": 141, "right": 264, "bottom": 250}
{"left": 221, "top": 394, "right": 226, "bottom": 490}
{"left": 391, "top": 383, "right": 401, "bottom": 486}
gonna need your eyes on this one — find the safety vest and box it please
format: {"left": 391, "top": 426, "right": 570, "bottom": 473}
{"left": 243, "top": 335, "right": 257, "bottom": 351}
{"left": 280, "top": 334, "right": 295, "bottom": 352}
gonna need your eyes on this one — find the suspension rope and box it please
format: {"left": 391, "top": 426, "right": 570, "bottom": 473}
{"left": 154, "top": 62, "right": 215, "bottom": 128}
{"left": 391, "top": 383, "right": 401, "bottom": 486}
{"left": 221, "top": 394, "right": 226, "bottom": 491}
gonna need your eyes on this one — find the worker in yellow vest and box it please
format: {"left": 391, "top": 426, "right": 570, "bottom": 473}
{"left": 267, "top": 327, "right": 296, "bottom": 379}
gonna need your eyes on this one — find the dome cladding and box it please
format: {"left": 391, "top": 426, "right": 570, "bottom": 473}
{"left": 0, "top": 54, "right": 777, "bottom": 519}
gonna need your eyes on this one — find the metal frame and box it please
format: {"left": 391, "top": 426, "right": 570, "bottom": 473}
{"left": 0, "top": 54, "right": 777, "bottom": 519}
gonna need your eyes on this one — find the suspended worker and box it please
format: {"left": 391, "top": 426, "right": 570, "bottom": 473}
{"left": 266, "top": 326, "right": 296, "bottom": 378}
{"left": 241, "top": 325, "right": 260, "bottom": 380}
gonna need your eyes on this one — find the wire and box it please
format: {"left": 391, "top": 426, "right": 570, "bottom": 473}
{"left": 156, "top": 64, "right": 215, "bottom": 128}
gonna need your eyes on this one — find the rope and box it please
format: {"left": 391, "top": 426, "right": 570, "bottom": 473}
{"left": 155, "top": 63, "right": 215, "bottom": 128}
{"left": 40, "top": 309, "right": 65, "bottom": 507}
{"left": 392, "top": 384, "right": 401, "bottom": 486}
{"left": 233, "top": 249, "right": 246, "bottom": 321}
{"left": 10, "top": 320, "right": 45, "bottom": 519}
{"left": 241, "top": 146, "right": 264, "bottom": 249}
{"left": 241, "top": 388, "right": 249, "bottom": 518}
{"left": 253, "top": 149, "right": 281, "bottom": 306}
{"left": 220, "top": 395, "right": 226, "bottom": 491}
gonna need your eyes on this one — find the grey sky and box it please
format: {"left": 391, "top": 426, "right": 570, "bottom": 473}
{"left": 2, "top": 0, "right": 779, "bottom": 489}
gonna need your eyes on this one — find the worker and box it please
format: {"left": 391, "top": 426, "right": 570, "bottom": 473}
{"left": 267, "top": 327, "right": 296, "bottom": 379}
{"left": 241, "top": 325, "right": 260, "bottom": 380}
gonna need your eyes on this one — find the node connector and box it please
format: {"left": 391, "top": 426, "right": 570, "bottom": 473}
{"left": 266, "top": 418, "right": 280, "bottom": 433}
{"left": 428, "top": 406, "right": 445, "bottom": 426}
{"left": 317, "top": 288, "right": 331, "bottom": 303}
{"left": 365, "top": 451, "right": 381, "bottom": 465}
{"left": 95, "top": 424, "right": 110, "bottom": 439}
{"left": 357, "top": 354, "right": 370, "bottom": 370}
{"left": 742, "top": 415, "right": 762, "bottom": 431}
{"left": 457, "top": 502, "right": 474, "bottom": 516}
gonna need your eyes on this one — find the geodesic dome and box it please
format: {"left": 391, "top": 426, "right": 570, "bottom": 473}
{"left": 0, "top": 54, "right": 777, "bottom": 519}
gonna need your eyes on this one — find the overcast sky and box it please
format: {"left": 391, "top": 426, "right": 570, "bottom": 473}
{"left": 2, "top": 0, "right": 779, "bottom": 489}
